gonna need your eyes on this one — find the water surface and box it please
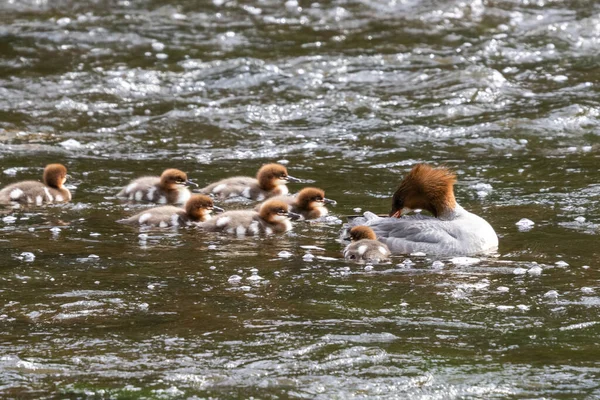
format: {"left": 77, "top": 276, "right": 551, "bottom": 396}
{"left": 1, "top": 0, "right": 600, "bottom": 398}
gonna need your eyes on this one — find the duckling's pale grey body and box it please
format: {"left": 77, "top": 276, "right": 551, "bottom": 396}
{"left": 198, "top": 199, "right": 300, "bottom": 236}
{"left": 344, "top": 239, "right": 391, "bottom": 263}
{"left": 0, "top": 164, "right": 71, "bottom": 205}
{"left": 117, "top": 169, "right": 196, "bottom": 205}
{"left": 118, "top": 194, "right": 220, "bottom": 227}
{"left": 199, "top": 164, "right": 300, "bottom": 201}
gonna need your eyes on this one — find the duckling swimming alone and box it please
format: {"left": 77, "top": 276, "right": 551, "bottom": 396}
{"left": 0, "top": 164, "right": 71, "bottom": 205}
{"left": 117, "top": 168, "right": 197, "bottom": 205}
{"left": 117, "top": 194, "right": 223, "bottom": 227}
{"left": 346, "top": 164, "right": 498, "bottom": 255}
{"left": 344, "top": 226, "right": 391, "bottom": 263}
{"left": 197, "top": 198, "right": 300, "bottom": 235}
{"left": 261, "top": 187, "right": 336, "bottom": 220}
{"left": 198, "top": 163, "right": 301, "bottom": 201}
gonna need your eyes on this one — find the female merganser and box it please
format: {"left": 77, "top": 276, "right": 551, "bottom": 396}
{"left": 117, "top": 168, "right": 197, "bottom": 205}
{"left": 261, "top": 187, "right": 337, "bottom": 220}
{"left": 347, "top": 164, "right": 498, "bottom": 255}
{"left": 198, "top": 163, "right": 301, "bottom": 201}
{"left": 117, "top": 194, "right": 223, "bottom": 227}
{"left": 0, "top": 164, "right": 71, "bottom": 205}
{"left": 198, "top": 199, "right": 301, "bottom": 235}
{"left": 344, "top": 226, "right": 391, "bottom": 263}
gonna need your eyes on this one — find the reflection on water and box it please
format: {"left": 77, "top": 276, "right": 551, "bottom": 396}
{"left": 1, "top": 0, "right": 600, "bottom": 397}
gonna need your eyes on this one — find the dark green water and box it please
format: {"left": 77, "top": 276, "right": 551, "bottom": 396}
{"left": 1, "top": 0, "right": 600, "bottom": 398}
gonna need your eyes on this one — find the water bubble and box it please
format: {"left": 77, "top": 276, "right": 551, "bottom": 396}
{"left": 516, "top": 218, "right": 535, "bottom": 231}
{"left": 555, "top": 261, "right": 569, "bottom": 268}
{"left": 528, "top": 266, "right": 543, "bottom": 276}
{"left": 450, "top": 257, "right": 480, "bottom": 266}
{"left": 3, "top": 216, "right": 17, "bottom": 224}
{"left": 20, "top": 252, "right": 35, "bottom": 262}
{"left": 513, "top": 268, "right": 527, "bottom": 275}
{"left": 56, "top": 17, "right": 71, "bottom": 26}
{"left": 228, "top": 275, "right": 242, "bottom": 283}
{"left": 544, "top": 290, "right": 559, "bottom": 299}
{"left": 60, "top": 139, "right": 83, "bottom": 149}
{"left": 278, "top": 251, "right": 293, "bottom": 258}
{"left": 151, "top": 42, "right": 165, "bottom": 52}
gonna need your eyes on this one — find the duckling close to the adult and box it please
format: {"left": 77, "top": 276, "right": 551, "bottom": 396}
{"left": 0, "top": 164, "right": 71, "bottom": 205}
{"left": 197, "top": 199, "right": 300, "bottom": 235}
{"left": 344, "top": 226, "right": 391, "bottom": 263}
{"left": 198, "top": 163, "right": 301, "bottom": 201}
{"left": 117, "top": 194, "right": 223, "bottom": 227}
{"left": 261, "top": 187, "right": 336, "bottom": 220}
{"left": 117, "top": 168, "right": 197, "bottom": 205}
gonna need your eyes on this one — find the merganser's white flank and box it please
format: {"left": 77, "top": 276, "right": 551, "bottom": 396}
{"left": 261, "top": 187, "right": 337, "bottom": 220}
{"left": 348, "top": 164, "right": 498, "bottom": 255}
{"left": 344, "top": 226, "right": 391, "bottom": 263}
{"left": 117, "top": 194, "right": 223, "bottom": 227}
{"left": 198, "top": 163, "right": 301, "bottom": 200}
{"left": 0, "top": 164, "right": 71, "bottom": 205}
{"left": 198, "top": 199, "right": 301, "bottom": 236}
{"left": 117, "top": 168, "right": 197, "bottom": 205}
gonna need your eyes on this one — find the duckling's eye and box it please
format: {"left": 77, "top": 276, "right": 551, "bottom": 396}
{"left": 278, "top": 208, "right": 286, "bottom": 213}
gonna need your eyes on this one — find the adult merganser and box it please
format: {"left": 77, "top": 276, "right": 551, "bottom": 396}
{"left": 347, "top": 164, "right": 498, "bottom": 255}
{"left": 344, "top": 226, "right": 391, "bottom": 263}
{"left": 0, "top": 164, "right": 71, "bottom": 205}
{"left": 198, "top": 199, "right": 301, "bottom": 235}
{"left": 260, "top": 187, "right": 337, "bottom": 220}
{"left": 117, "top": 168, "right": 197, "bottom": 205}
{"left": 117, "top": 194, "right": 223, "bottom": 227}
{"left": 198, "top": 163, "right": 301, "bottom": 201}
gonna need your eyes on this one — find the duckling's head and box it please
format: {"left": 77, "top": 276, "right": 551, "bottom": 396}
{"left": 348, "top": 226, "right": 377, "bottom": 241}
{"left": 160, "top": 169, "right": 197, "bottom": 189}
{"left": 259, "top": 199, "right": 301, "bottom": 223}
{"left": 43, "top": 164, "right": 68, "bottom": 189}
{"left": 295, "top": 187, "right": 337, "bottom": 211}
{"left": 185, "top": 194, "right": 224, "bottom": 221}
{"left": 390, "top": 164, "right": 457, "bottom": 218}
{"left": 256, "top": 164, "right": 301, "bottom": 190}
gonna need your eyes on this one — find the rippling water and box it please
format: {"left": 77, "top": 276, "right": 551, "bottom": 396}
{"left": 1, "top": 0, "right": 600, "bottom": 398}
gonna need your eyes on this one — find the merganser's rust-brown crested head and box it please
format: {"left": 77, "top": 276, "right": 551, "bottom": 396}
{"left": 43, "top": 164, "right": 68, "bottom": 189}
{"left": 349, "top": 226, "right": 377, "bottom": 241}
{"left": 259, "top": 199, "right": 301, "bottom": 223}
{"left": 294, "top": 187, "right": 337, "bottom": 211}
{"left": 390, "top": 164, "right": 457, "bottom": 218}
{"left": 256, "top": 164, "right": 301, "bottom": 190}
{"left": 160, "top": 169, "right": 197, "bottom": 190}
{"left": 185, "top": 194, "right": 224, "bottom": 221}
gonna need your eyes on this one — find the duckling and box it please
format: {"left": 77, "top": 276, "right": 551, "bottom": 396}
{"left": 117, "top": 168, "right": 197, "bottom": 205}
{"left": 260, "top": 187, "right": 336, "bottom": 220}
{"left": 0, "top": 164, "right": 71, "bottom": 205}
{"left": 344, "top": 226, "right": 391, "bottom": 263}
{"left": 198, "top": 198, "right": 300, "bottom": 235}
{"left": 117, "top": 194, "right": 223, "bottom": 227}
{"left": 198, "top": 163, "right": 301, "bottom": 201}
